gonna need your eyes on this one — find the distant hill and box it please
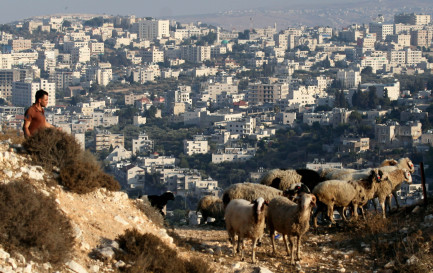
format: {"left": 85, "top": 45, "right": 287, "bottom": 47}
{"left": 171, "top": 0, "right": 433, "bottom": 30}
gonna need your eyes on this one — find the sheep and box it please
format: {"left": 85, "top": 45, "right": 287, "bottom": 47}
{"left": 312, "top": 170, "right": 381, "bottom": 226}
{"left": 222, "top": 182, "right": 283, "bottom": 208}
{"left": 376, "top": 157, "right": 415, "bottom": 210}
{"left": 380, "top": 157, "right": 415, "bottom": 173}
{"left": 267, "top": 193, "right": 316, "bottom": 265}
{"left": 374, "top": 169, "right": 412, "bottom": 218}
{"left": 260, "top": 168, "right": 325, "bottom": 192}
{"left": 196, "top": 195, "right": 224, "bottom": 225}
{"left": 283, "top": 183, "right": 311, "bottom": 201}
{"left": 141, "top": 191, "right": 175, "bottom": 216}
{"left": 224, "top": 197, "right": 268, "bottom": 263}
{"left": 318, "top": 167, "right": 357, "bottom": 180}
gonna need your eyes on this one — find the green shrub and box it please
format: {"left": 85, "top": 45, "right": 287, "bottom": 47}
{"left": 0, "top": 180, "right": 74, "bottom": 266}
{"left": 23, "top": 128, "right": 82, "bottom": 172}
{"left": 115, "top": 229, "right": 212, "bottom": 273}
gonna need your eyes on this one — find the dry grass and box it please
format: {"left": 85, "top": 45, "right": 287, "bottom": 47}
{"left": 23, "top": 128, "right": 120, "bottom": 194}
{"left": 135, "top": 199, "right": 165, "bottom": 228}
{"left": 0, "top": 180, "right": 74, "bottom": 266}
{"left": 115, "top": 229, "right": 213, "bottom": 273}
{"left": 0, "top": 129, "right": 24, "bottom": 145}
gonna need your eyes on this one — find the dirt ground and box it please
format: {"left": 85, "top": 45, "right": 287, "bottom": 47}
{"left": 170, "top": 223, "right": 377, "bottom": 273}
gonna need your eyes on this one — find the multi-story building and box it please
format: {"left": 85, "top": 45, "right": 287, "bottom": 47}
{"left": 132, "top": 133, "right": 154, "bottom": 155}
{"left": 226, "top": 117, "right": 256, "bottom": 136}
{"left": 71, "top": 46, "right": 90, "bottom": 63}
{"left": 135, "top": 19, "right": 169, "bottom": 40}
{"left": 95, "top": 131, "right": 124, "bottom": 151}
{"left": 336, "top": 70, "right": 361, "bottom": 88}
{"left": 375, "top": 121, "right": 422, "bottom": 147}
{"left": 410, "top": 29, "right": 433, "bottom": 47}
{"left": 9, "top": 39, "right": 32, "bottom": 51}
{"left": 12, "top": 79, "right": 56, "bottom": 107}
{"left": 180, "top": 45, "right": 211, "bottom": 63}
{"left": 395, "top": 13, "right": 431, "bottom": 25}
{"left": 143, "top": 46, "right": 164, "bottom": 63}
{"left": 369, "top": 22, "right": 394, "bottom": 41}
{"left": 183, "top": 137, "right": 209, "bottom": 156}
{"left": 0, "top": 69, "right": 20, "bottom": 100}
{"left": 247, "top": 82, "right": 289, "bottom": 105}
{"left": 0, "top": 54, "right": 12, "bottom": 69}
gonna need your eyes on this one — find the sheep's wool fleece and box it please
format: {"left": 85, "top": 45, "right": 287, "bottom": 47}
{"left": 223, "top": 183, "right": 282, "bottom": 203}
{"left": 259, "top": 169, "right": 302, "bottom": 190}
{"left": 312, "top": 180, "right": 358, "bottom": 206}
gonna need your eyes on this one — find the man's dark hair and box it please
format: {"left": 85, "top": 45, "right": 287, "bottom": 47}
{"left": 35, "top": 89, "right": 48, "bottom": 102}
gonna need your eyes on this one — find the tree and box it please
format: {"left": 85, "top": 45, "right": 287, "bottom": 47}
{"left": 145, "top": 105, "right": 157, "bottom": 119}
{"left": 83, "top": 17, "right": 104, "bottom": 27}
{"left": 361, "top": 66, "right": 373, "bottom": 76}
{"left": 62, "top": 20, "right": 72, "bottom": 28}
{"left": 367, "top": 86, "right": 379, "bottom": 109}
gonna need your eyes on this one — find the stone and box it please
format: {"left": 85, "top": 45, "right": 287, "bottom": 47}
{"left": 363, "top": 247, "right": 371, "bottom": 253}
{"left": 42, "top": 263, "right": 52, "bottom": 270}
{"left": 23, "top": 264, "right": 32, "bottom": 273}
{"left": 66, "top": 260, "right": 88, "bottom": 273}
{"left": 97, "top": 247, "right": 115, "bottom": 260}
{"left": 88, "top": 265, "right": 100, "bottom": 273}
{"left": 6, "top": 257, "right": 17, "bottom": 269}
{"left": 253, "top": 266, "right": 274, "bottom": 273}
{"left": 114, "top": 260, "right": 126, "bottom": 268}
{"left": 0, "top": 248, "right": 10, "bottom": 259}
{"left": 15, "top": 253, "right": 25, "bottom": 264}
{"left": 215, "top": 246, "right": 222, "bottom": 255}
{"left": 114, "top": 215, "right": 129, "bottom": 226}
{"left": 412, "top": 206, "right": 421, "bottom": 214}
{"left": 406, "top": 255, "right": 418, "bottom": 265}
{"left": 424, "top": 214, "right": 433, "bottom": 222}
{"left": 339, "top": 268, "right": 346, "bottom": 272}
{"left": 384, "top": 260, "right": 395, "bottom": 269}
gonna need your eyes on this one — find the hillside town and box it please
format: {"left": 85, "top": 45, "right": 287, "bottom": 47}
{"left": 1, "top": 12, "right": 433, "bottom": 211}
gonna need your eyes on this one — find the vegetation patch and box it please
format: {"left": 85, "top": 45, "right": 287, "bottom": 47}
{"left": 115, "top": 229, "right": 212, "bottom": 273}
{"left": 135, "top": 198, "right": 165, "bottom": 228}
{"left": 0, "top": 180, "right": 74, "bottom": 266}
{"left": 23, "top": 128, "right": 120, "bottom": 194}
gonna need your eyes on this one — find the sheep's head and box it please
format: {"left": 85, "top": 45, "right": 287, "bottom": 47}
{"left": 283, "top": 183, "right": 311, "bottom": 201}
{"left": 252, "top": 197, "right": 267, "bottom": 224}
{"left": 163, "top": 191, "right": 175, "bottom": 201}
{"left": 296, "top": 193, "right": 316, "bottom": 210}
{"left": 371, "top": 168, "right": 383, "bottom": 183}
{"left": 381, "top": 158, "right": 398, "bottom": 166}
{"left": 403, "top": 169, "right": 413, "bottom": 184}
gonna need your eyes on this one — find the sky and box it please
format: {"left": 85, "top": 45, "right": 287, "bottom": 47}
{"left": 0, "top": 0, "right": 360, "bottom": 24}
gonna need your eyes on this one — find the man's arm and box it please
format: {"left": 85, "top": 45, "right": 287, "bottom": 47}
{"left": 45, "top": 120, "right": 55, "bottom": 128}
{"left": 23, "top": 119, "right": 31, "bottom": 138}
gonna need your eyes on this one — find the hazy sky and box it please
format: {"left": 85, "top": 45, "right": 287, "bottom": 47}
{"left": 0, "top": 0, "right": 357, "bottom": 24}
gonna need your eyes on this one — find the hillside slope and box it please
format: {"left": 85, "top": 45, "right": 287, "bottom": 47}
{"left": 0, "top": 139, "right": 227, "bottom": 273}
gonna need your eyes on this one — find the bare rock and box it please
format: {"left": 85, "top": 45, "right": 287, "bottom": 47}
{"left": 66, "top": 260, "right": 88, "bottom": 273}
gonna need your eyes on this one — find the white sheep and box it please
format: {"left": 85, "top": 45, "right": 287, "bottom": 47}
{"left": 376, "top": 157, "right": 415, "bottom": 210}
{"left": 224, "top": 197, "right": 268, "bottom": 263}
{"left": 222, "top": 182, "right": 283, "bottom": 208}
{"left": 374, "top": 169, "right": 412, "bottom": 218}
{"left": 267, "top": 193, "right": 316, "bottom": 265}
{"left": 312, "top": 171, "right": 380, "bottom": 226}
{"left": 196, "top": 195, "right": 224, "bottom": 225}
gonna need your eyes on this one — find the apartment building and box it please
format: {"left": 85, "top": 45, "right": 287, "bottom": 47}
{"left": 180, "top": 45, "right": 211, "bottom": 63}
{"left": 135, "top": 19, "right": 169, "bottom": 40}
{"left": 336, "top": 70, "right": 361, "bottom": 88}
{"left": 12, "top": 79, "right": 56, "bottom": 107}
{"left": 183, "top": 138, "right": 208, "bottom": 156}
{"left": 369, "top": 22, "right": 393, "bottom": 41}
{"left": 247, "top": 82, "right": 289, "bottom": 105}
{"left": 132, "top": 133, "right": 154, "bottom": 155}
{"left": 95, "top": 131, "right": 124, "bottom": 151}
{"left": 143, "top": 46, "right": 164, "bottom": 63}
{"left": 395, "top": 13, "right": 431, "bottom": 25}
{"left": 375, "top": 121, "right": 422, "bottom": 147}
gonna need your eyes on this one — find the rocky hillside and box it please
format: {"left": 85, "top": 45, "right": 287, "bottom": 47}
{"left": 1, "top": 133, "right": 433, "bottom": 273}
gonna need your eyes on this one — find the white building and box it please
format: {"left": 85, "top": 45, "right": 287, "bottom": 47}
{"left": 12, "top": 79, "right": 56, "bottom": 107}
{"left": 132, "top": 133, "right": 154, "bottom": 155}
{"left": 136, "top": 19, "right": 169, "bottom": 40}
{"left": 336, "top": 70, "right": 361, "bottom": 88}
{"left": 183, "top": 138, "right": 208, "bottom": 156}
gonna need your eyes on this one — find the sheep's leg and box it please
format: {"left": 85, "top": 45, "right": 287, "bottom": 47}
{"left": 240, "top": 237, "right": 245, "bottom": 261}
{"left": 385, "top": 195, "right": 392, "bottom": 212}
{"left": 312, "top": 207, "right": 320, "bottom": 228}
{"left": 359, "top": 206, "right": 366, "bottom": 220}
{"left": 283, "top": 234, "right": 290, "bottom": 256}
{"left": 327, "top": 204, "right": 335, "bottom": 225}
{"left": 236, "top": 235, "right": 241, "bottom": 255}
{"left": 336, "top": 207, "right": 346, "bottom": 221}
{"left": 352, "top": 204, "right": 359, "bottom": 220}
{"left": 252, "top": 238, "right": 258, "bottom": 264}
{"left": 379, "top": 198, "right": 386, "bottom": 218}
{"left": 289, "top": 236, "right": 296, "bottom": 265}
{"left": 296, "top": 235, "right": 302, "bottom": 261}
{"left": 392, "top": 191, "right": 400, "bottom": 209}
